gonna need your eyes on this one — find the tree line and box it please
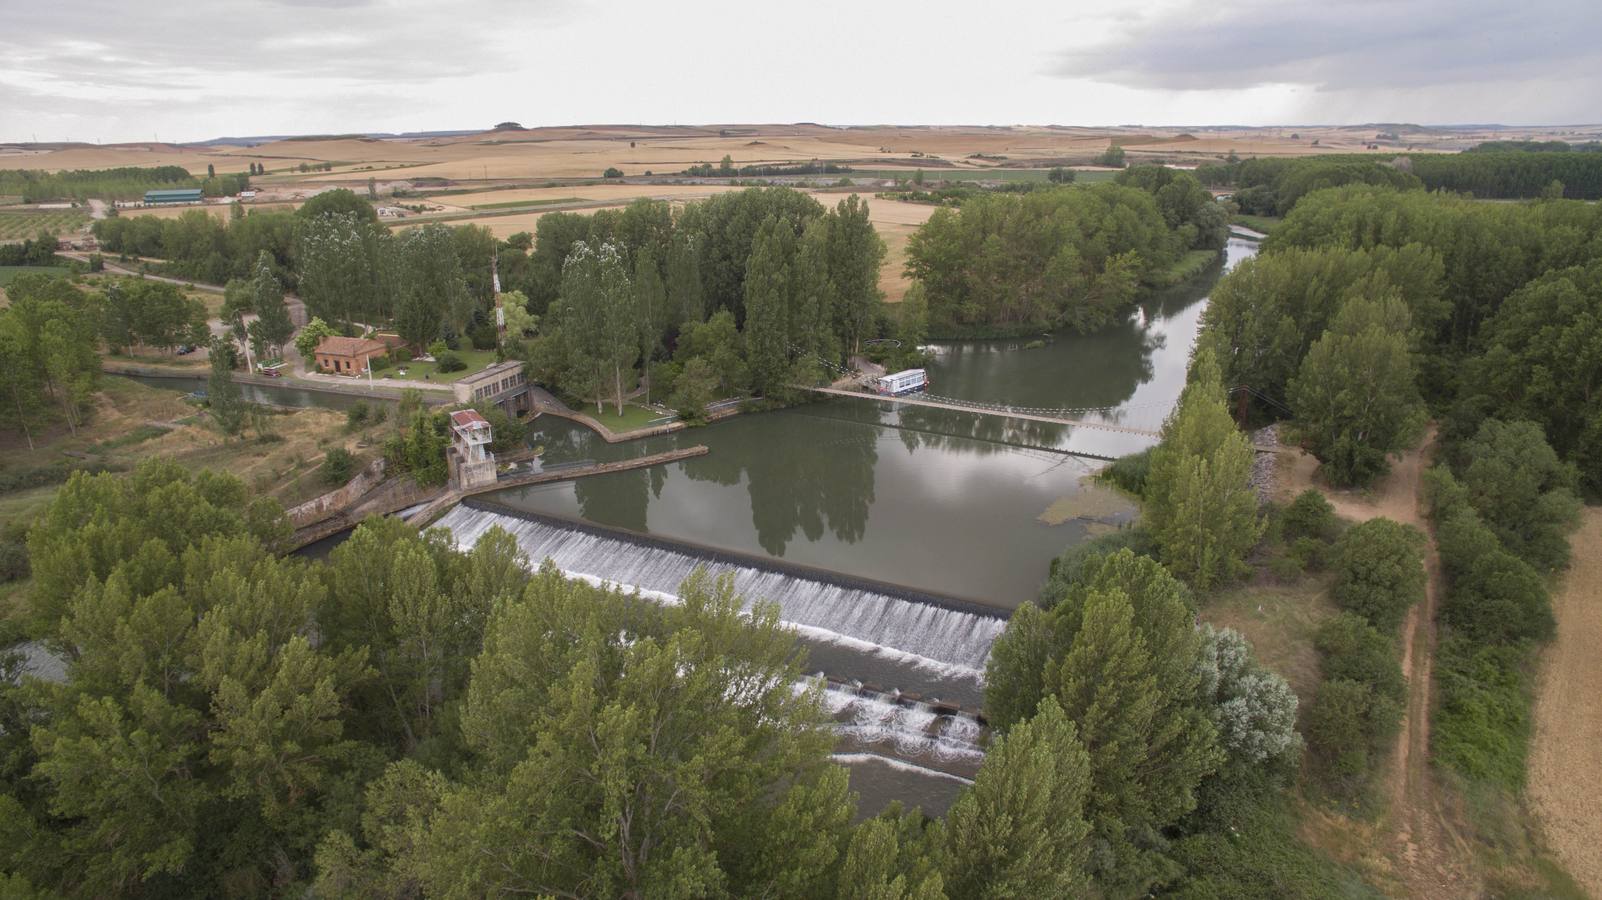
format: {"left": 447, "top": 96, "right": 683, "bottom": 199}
{"left": 1198, "top": 152, "right": 1602, "bottom": 209}
{"left": 1190, "top": 180, "right": 1591, "bottom": 864}
{"left": 519, "top": 188, "right": 893, "bottom": 417}
{"left": 903, "top": 170, "right": 1228, "bottom": 335}
{"left": 0, "top": 166, "right": 191, "bottom": 203}
{"left": 0, "top": 273, "right": 213, "bottom": 449}
{"left": 1202, "top": 184, "right": 1602, "bottom": 493}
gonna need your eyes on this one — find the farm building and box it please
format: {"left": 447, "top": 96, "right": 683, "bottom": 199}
{"left": 143, "top": 188, "right": 203, "bottom": 204}
{"left": 313, "top": 336, "right": 387, "bottom": 375}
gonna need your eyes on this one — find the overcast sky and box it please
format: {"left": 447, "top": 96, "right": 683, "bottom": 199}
{"left": 2, "top": 0, "right": 1597, "bottom": 144}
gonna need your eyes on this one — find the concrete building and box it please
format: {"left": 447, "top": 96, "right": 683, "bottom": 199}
{"left": 143, "top": 188, "right": 204, "bottom": 204}
{"left": 447, "top": 409, "right": 497, "bottom": 490}
{"left": 313, "top": 336, "right": 388, "bottom": 376}
{"left": 452, "top": 360, "right": 530, "bottom": 414}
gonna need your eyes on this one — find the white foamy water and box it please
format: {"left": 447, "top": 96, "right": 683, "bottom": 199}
{"left": 434, "top": 505, "right": 1007, "bottom": 680}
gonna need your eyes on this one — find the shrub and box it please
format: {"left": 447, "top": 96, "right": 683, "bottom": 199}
{"left": 1099, "top": 448, "right": 1153, "bottom": 497}
{"left": 1315, "top": 613, "right": 1405, "bottom": 704}
{"left": 1306, "top": 678, "right": 1398, "bottom": 792}
{"left": 1455, "top": 419, "right": 1581, "bottom": 572}
{"left": 1287, "top": 536, "right": 1328, "bottom": 571}
{"left": 1282, "top": 489, "right": 1338, "bottom": 542}
{"left": 1433, "top": 637, "right": 1531, "bottom": 789}
{"left": 468, "top": 321, "right": 498, "bottom": 350}
{"left": 1040, "top": 526, "right": 1159, "bottom": 608}
{"left": 434, "top": 351, "right": 466, "bottom": 373}
{"left": 393, "top": 347, "right": 412, "bottom": 363}
{"left": 0, "top": 539, "right": 29, "bottom": 583}
{"left": 1436, "top": 507, "right": 1553, "bottom": 644}
{"left": 345, "top": 402, "right": 371, "bottom": 431}
{"left": 320, "top": 447, "right": 357, "bottom": 486}
{"left": 603, "top": 167, "right": 624, "bottom": 178}
{"left": 1267, "top": 554, "right": 1304, "bottom": 582}
{"left": 367, "top": 354, "right": 391, "bottom": 372}
{"left": 1331, "top": 518, "right": 1425, "bottom": 633}
{"left": 427, "top": 339, "right": 448, "bottom": 359}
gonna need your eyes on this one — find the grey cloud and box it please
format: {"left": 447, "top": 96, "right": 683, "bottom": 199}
{"left": 1, "top": 0, "right": 571, "bottom": 101}
{"left": 1053, "top": 0, "right": 1602, "bottom": 93}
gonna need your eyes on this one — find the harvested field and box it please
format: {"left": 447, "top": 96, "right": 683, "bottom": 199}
{"left": 426, "top": 182, "right": 746, "bottom": 210}
{"left": 1529, "top": 508, "right": 1602, "bottom": 896}
{"left": 126, "top": 201, "right": 298, "bottom": 220}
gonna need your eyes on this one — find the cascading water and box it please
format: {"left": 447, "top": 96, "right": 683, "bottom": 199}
{"left": 433, "top": 503, "right": 1007, "bottom": 704}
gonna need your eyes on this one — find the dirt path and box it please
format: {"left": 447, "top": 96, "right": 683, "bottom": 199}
{"left": 1529, "top": 509, "right": 1602, "bottom": 895}
{"left": 1278, "top": 433, "right": 1479, "bottom": 895}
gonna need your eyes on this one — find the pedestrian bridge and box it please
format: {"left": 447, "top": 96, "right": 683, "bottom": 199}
{"left": 802, "top": 385, "right": 1165, "bottom": 437}
{"left": 802, "top": 385, "right": 1286, "bottom": 454}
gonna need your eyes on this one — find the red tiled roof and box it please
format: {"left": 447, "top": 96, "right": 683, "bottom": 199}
{"left": 314, "top": 336, "right": 388, "bottom": 357}
{"left": 449, "top": 409, "right": 490, "bottom": 427}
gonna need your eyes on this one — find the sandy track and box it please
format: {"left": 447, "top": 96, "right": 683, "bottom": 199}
{"left": 1278, "top": 433, "right": 1479, "bottom": 895}
{"left": 1529, "top": 509, "right": 1602, "bottom": 895}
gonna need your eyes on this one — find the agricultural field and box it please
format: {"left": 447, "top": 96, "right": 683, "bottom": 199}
{"left": 0, "top": 208, "right": 88, "bottom": 239}
{"left": 0, "top": 265, "right": 72, "bottom": 286}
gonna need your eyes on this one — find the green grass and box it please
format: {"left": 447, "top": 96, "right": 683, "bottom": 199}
{"left": 1232, "top": 214, "right": 1283, "bottom": 233}
{"left": 1156, "top": 249, "right": 1222, "bottom": 286}
{"left": 0, "top": 265, "right": 72, "bottom": 285}
{"left": 586, "top": 402, "right": 669, "bottom": 433}
{"left": 385, "top": 349, "right": 498, "bottom": 384}
{"left": 1202, "top": 572, "right": 1339, "bottom": 701}
{"left": 0, "top": 485, "right": 59, "bottom": 530}
{"left": 469, "top": 197, "right": 582, "bottom": 210}
{"left": 0, "top": 208, "right": 89, "bottom": 239}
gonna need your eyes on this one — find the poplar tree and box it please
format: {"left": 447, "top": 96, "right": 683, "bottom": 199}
{"left": 941, "top": 697, "right": 1092, "bottom": 898}
{"left": 634, "top": 246, "right": 668, "bottom": 403}
{"left": 1144, "top": 349, "right": 1263, "bottom": 590}
{"left": 826, "top": 195, "right": 885, "bottom": 354}
{"left": 743, "top": 216, "right": 795, "bottom": 396}
{"left": 207, "top": 337, "right": 246, "bottom": 437}
{"left": 250, "top": 251, "right": 294, "bottom": 355}
{"left": 1289, "top": 289, "right": 1425, "bottom": 486}
{"left": 667, "top": 232, "right": 706, "bottom": 324}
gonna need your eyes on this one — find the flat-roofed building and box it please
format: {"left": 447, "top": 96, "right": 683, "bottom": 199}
{"left": 452, "top": 360, "right": 530, "bottom": 414}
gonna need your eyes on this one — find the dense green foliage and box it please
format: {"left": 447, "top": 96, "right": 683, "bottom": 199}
{"left": 1143, "top": 351, "right": 1264, "bottom": 590}
{"left": 1306, "top": 614, "right": 1405, "bottom": 796}
{"left": 1200, "top": 152, "right": 1602, "bottom": 205}
{"left": 1197, "top": 158, "right": 1422, "bottom": 215}
{"left": 528, "top": 190, "right": 884, "bottom": 415}
{"left": 1203, "top": 182, "right": 1602, "bottom": 492}
{"left": 1330, "top": 518, "right": 1425, "bottom": 633}
{"left": 0, "top": 275, "right": 103, "bottom": 445}
{"left": 1287, "top": 290, "right": 1426, "bottom": 485}
{"left": 0, "top": 166, "right": 196, "bottom": 202}
{"left": 905, "top": 179, "right": 1223, "bottom": 334}
{"left": 986, "top": 549, "right": 1223, "bottom": 891}
{"left": 1420, "top": 415, "right": 1580, "bottom": 798}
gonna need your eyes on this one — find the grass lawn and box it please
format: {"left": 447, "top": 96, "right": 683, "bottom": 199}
{"left": 1201, "top": 572, "right": 1337, "bottom": 702}
{"left": 1233, "top": 214, "right": 1283, "bottom": 233}
{"left": 384, "top": 348, "right": 498, "bottom": 384}
{"left": 587, "top": 402, "right": 669, "bottom": 433}
{"left": 0, "top": 265, "right": 72, "bottom": 286}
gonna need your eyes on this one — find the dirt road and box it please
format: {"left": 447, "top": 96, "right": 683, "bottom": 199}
{"left": 1529, "top": 509, "right": 1602, "bottom": 895}
{"left": 1279, "top": 434, "right": 1478, "bottom": 895}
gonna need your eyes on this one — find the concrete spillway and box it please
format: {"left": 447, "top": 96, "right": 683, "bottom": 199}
{"left": 432, "top": 502, "right": 1007, "bottom": 706}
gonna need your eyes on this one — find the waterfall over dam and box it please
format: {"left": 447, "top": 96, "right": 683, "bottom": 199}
{"left": 433, "top": 502, "right": 1008, "bottom": 700}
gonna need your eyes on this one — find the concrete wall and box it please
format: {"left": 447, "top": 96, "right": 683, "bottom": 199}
{"left": 286, "top": 457, "right": 386, "bottom": 528}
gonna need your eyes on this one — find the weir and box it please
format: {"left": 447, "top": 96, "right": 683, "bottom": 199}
{"left": 432, "top": 502, "right": 1009, "bottom": 695}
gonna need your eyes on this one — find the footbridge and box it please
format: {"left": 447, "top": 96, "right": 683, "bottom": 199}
{"left": 802, "top": 385, "right": 1166, "bottom": 437}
